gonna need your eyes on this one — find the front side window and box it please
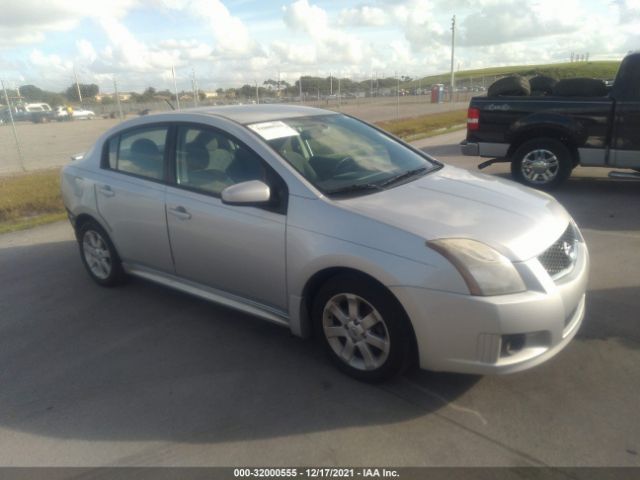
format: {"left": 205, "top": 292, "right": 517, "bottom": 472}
{"left": 174, "top": 125, "right": 267, "bottom": 196}
{"left": 106, "top": 126, "right": 168, "bottom": 180}
{"left": 248, "top": 114, "right": 437, "bottom": 196}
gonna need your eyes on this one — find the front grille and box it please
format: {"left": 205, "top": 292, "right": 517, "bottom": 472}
{"left": 538, "top": 224, "right": 578, "bottom": 279}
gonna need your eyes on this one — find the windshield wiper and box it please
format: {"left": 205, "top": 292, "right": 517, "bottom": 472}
{"left": 324, "top": 183, "right": 384, "bottom": 195}
{"left": 379, "top": 167, "right": 429, "bottom": 188}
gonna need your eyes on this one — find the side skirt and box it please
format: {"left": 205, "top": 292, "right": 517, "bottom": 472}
{"left": 123, "top": 263, "right": 290, "bottom": 328}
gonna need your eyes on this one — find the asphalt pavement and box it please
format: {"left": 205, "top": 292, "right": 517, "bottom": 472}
{"left": 0, "top": 131, "right": 638, "bottom": 467}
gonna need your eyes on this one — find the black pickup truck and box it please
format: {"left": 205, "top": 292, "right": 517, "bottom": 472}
{"left": 460, "top": 51, "right": 640, "bottom": 189}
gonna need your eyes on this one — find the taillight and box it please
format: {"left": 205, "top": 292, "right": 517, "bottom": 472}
{"left": 467, "top": 107, "right": 480, "bottom": 131}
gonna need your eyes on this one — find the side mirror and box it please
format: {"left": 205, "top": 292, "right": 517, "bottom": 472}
{"left": 221, "top": 180, "right": 271, "bottom": 205}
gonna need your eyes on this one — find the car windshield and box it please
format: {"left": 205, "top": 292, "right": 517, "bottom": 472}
{"left": 248, "top": 114, "right": 438, "bottom": 196}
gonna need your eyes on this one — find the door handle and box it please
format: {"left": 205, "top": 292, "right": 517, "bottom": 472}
{"left": 168, "top": 206, "right": 192, "bottom": 220}
{"left": 98, "top": 185, "right": 115, "bottom": 197}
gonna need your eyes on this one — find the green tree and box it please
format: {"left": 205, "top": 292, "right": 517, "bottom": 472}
{"left": 65, "top": 83, "right": 99, "bottom": 101}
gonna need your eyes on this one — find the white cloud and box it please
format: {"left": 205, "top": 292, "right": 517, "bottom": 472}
{"left": 457, "top": 0, "right": 584, "bottom": 47}
{"left": 0, "top": 0, "right": 139, "bottom": 48}
{"left": 4, "top": 0, "right": 638, "bottom": 92}
{"left": 271, "top": 41, "right": 318, "bottom": 64}
{"left": 282, "top": 0, "right": 368, "bottom": 65}
{"left": 157, "top": 0, "right": 260, "bottom": 57}
{"left": 339, "top": 6, "right": 388, "bottom": 27}
{"left": 615, "top": 0, "right": 640, "bottom": 22}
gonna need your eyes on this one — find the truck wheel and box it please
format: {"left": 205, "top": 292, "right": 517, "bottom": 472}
{"left": 529, "top": 75, "right": 556, "bottom": 95}
{"left": 488, "top": 75, "right": 531, "bottom": 97}
{"left": 552, "top": 78, "right": 607, "bottom": 97}
{"left": 511, "top": 138, "right": 573, "bottom": 190}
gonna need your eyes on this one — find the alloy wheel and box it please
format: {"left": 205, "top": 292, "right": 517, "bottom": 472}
{"left": 521, "top": 148, "right": 559, "bottom": 184}
{"left": 82, "top": 230, "right": 112, "bottom": 280}
{"left": 322, "top": 293, "right": 391, "bottom": 371}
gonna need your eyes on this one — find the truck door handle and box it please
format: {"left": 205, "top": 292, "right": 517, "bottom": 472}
{"left": 168, "top": 206, "right": 192, "bottom": 220}
{"left": 98, "top": 185, "right": 115, "bottom": 197}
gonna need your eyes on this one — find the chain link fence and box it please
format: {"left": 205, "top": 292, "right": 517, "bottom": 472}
{"left": 0, "top": 77, "right": 481, "bottom": 175}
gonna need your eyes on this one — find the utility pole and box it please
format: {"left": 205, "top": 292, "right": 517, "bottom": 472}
{"left": 191, "top": 69, "right": 198, "bottom": 108}
{"left": 255, "top": 81, "right": 259, "bottom": 104}
{"left": 171, "top": 66, "right": 181, "bottom": 110}
{"left": 277, "top": 69, "right": 280, "bottom": 98}
{"left": 450, "top": 14, "right": 456, "bottom": 103}
{"left": 74, "top": 67, "right": 83, "bottom": 105}
{"left": 299, "top": 76, "right": 303, "bottom": 103}
{"left": 330, "top": 72, "right": 333, "bottom": 96}
{"left": 1, "top": 79, "right": 25, "bottom": 171}
{"left": 370, "top": 73, "right": 373, "bottom": 99}
{"left": 113, "top": 77, "right": 123, "bottom": 119}
{"left": 396, "top": 72, "right": 400, "bottom": 119}
{"left": 338, "top": 76, "right": 341, "bottom": 108}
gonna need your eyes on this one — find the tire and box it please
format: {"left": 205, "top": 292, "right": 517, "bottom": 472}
{"left": 510, "top": 138, "right": 573, "bottom": 190}
{"left": 529, "top": 75, "right": 556, "bottom": 95}
{"left": 488, "top": 75, "right": 531, "bottom": 97}
{"left": 77, "top": 220, "right": 126, "bottom": 287}
{"left": 552, "top": 78, "right": 607, "bottom": 97}
{"left": 312, "top": 273, "right": 415, "bottom": 382}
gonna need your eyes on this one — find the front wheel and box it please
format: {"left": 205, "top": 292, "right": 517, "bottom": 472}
{"left": 312, "top": 273, "right": 415, "bottom": 382}
{"left": 510, "top": 138, "right": 573, "bottom": 190}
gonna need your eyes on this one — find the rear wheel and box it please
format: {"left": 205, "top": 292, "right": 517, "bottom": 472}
{"left": 77, "top": 220, "right": 126, "bottom": 286}
{"left": 511, "top": 138, "right": 573, "bottom": 190}
{"left": 312, "top": 273, "right": 415, "bottom": 382}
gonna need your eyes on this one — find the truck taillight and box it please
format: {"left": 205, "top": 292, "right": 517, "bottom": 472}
{"left": 467, "top": 107, "right": 480, "bottom": 131}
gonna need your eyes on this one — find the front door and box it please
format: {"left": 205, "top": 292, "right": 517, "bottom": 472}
{"left": 165, "top": 124, "right": 288, "bottom": 310}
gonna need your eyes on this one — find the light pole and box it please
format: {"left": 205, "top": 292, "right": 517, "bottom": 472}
{"left": 74, "top": 67, "right": 83, "bottom": 105}
{"left": 1, "top": 79, "right": 25, "bottom": 171}
{"left": 171, "top": 66, "right": 181, "bottom": 110}
{"left": 396, "top": 71, "right": 400, "bottom": 119}
{"left": 299, "top": 76, "right": 303, "bottom": 103}
{"left": 113, "top": 77, "right": 123, "bottom": 119}
{"left": 450, "top": 15, "right": 456, "bottom": 103}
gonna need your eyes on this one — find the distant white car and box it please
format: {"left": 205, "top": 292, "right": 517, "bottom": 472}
{"left": 72, "top": 108, "right": 95, "bottom": 120}
{"left": 54, "top": 106, "right": 69, "bottom": 120}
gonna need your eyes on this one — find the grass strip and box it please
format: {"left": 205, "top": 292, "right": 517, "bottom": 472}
{"left": 0, "top": 169, "right": 65, "bottom": 234}
{"left": 376, "top": 109, "right": 466, "bottom": 141}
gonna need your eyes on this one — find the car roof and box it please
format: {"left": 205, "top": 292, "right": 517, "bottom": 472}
{"left": 179, "top": 104, "right": 337, "bottom": 124}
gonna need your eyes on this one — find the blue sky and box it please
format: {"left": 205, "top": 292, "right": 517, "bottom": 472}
{"left": 0, "top": 0, "right": 638, "bottom": 93}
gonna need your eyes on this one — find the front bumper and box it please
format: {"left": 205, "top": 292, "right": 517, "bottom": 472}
{"left": 391, "top": 240, "right": 589, "bottom": 375}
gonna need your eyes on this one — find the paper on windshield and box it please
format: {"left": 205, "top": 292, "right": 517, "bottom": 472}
{"left": 247, "top": 121, "right": 299, "bottom": 141}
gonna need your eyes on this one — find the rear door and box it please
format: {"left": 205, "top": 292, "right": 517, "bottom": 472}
{"left": 96, "top": 124, "right": 174, "bottom": 273}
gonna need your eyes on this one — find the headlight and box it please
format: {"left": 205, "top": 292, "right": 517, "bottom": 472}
{"left": 427, "top": 238, "right": 526, "bottom": 296}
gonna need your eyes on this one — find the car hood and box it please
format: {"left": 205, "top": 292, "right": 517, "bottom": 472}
{"left": 336, "top": 165, "right": 570, "bottom": 261}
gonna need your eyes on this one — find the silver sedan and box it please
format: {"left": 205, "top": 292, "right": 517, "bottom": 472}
{"left": 61, "top": 105, "right": 589, "bottom": 381}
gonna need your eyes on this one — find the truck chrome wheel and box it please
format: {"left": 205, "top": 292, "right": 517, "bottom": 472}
{"left": 322, "top": 293, "right": 391, "bottom": 371}
{"left": 521, "top": 149, "right": 559, "bottom": 184}
{"left": 82, "top": 230, "right": 112, "bottom": 280}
